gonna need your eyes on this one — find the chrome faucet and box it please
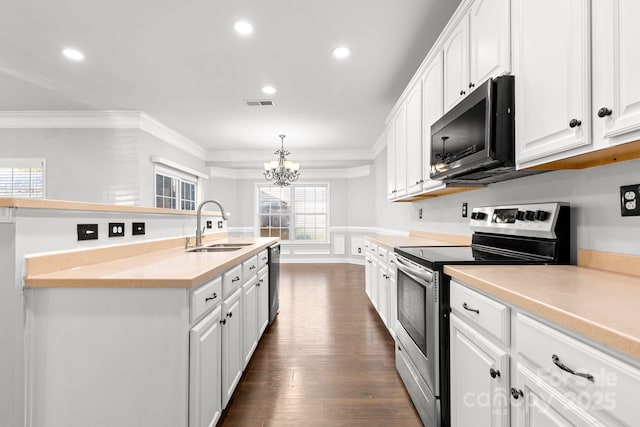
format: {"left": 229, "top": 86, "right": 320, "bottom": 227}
{"left": 196, "top": 199, "right": 230, "bottom": 247}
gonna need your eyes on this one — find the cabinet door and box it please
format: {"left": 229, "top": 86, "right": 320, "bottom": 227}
{"left": 221, "top": 288, "right": 242, "bottom": 408}
{"left": 377, "top": 265, "right": 388, "bottom": 326}
{"left": 394, "top": 106, "right": 408, "bottom": 198}
{"left": 450, "top": 315, "right": 509, "bottom": 427}
{"left": 365, "top": 255, "right": 373, "bottom": 300}
{"left": 422, "top": 51, "right": 445, "bottom": 191}
{"left": 242, "top": 276, "right": 258, "bottom": 370}
{"left": 469, "top": 0, "right": 510, "bottom": 87}
{"left": 512, "top": 364, "right": 607, "bottom": 427}
{"left": 257, "top": 267, "right": 269, "bottom": 337}
{"left": 189, "top": 306, "right": 222, "bottom": 427}
{"left": 370, "top": 257, "right": 378, "bottom": 309}
{"left": 387, "top": 272, "right": 397, "bottom": 338}
{"left": 386, "top": 121, "right": 397, "bottom": 199}
{"left": 592, "top": 0, "right": 640, "bottom": 147}
{"left": 406, "top": 81, "right": 423, "bottom": 195}
{"left": 513, "top": 0, "right": 591, "bottom": 167}
{"left": 443, "top": 13, "right": 470, "bottom": 112}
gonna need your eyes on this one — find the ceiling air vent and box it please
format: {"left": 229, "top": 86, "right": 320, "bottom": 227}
{"left": 244, "top": 99, "right": 275, "bottom": 107}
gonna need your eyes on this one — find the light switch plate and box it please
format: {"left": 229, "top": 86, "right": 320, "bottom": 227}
{"left": 620, "top": 184, "right": 640, "bottom": 216}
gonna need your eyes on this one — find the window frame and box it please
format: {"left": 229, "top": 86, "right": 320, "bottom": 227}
{"left": 0, "top": 158, "right": 46, "bottom": 199}
{"left": 255, "top": 182, "right": 331, "bottom": 244}
{"left": 154, "top": 165, "right": 199, "bottom": 211}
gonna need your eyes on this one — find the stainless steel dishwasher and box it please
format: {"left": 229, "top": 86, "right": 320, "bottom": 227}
{"left": 268, "top": 243, "right": 280, "bottom": 324}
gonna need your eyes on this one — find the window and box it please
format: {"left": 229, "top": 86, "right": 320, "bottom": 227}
{"left": 155, "top": 167, "right": 198, "bottom": 210}
{"left": 257, "top": 184, "right": 328, "bottom": 242}
{"left": 0, "top": 159, "right": 45, "bottom": 198}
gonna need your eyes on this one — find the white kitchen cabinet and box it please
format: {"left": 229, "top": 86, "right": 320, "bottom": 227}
{"left": 592, "top": 0, "right": 640, "bottom": 149}
{"left": 377, "top": 264, "right": 389, "bottom": 327}
{"left": 221, "top": 287, "right": 242, "bottom": 408}
{"left": 443, "top": 12, "right": 470, "bottom": 112}
{"left": 257, "top": 265, "right": 269, "bottom": 337}
{"left": 443, "top": 0, "right": 510, "bottom": 112}
{"left": 189, "top": 306, "right": 222, "bottom": 427}
{"left": 406, "top": 80, "right": 424, "bottom": 195}
{"left": 512, "top": 363, "right": 605, "bottom": 427}
{"left": 450, "top": 314, "right": 509, "bottom": 427}
{"left": 242, "top": 275, "right": 258, "bottom": 370}
{"left": 365, "top": 254, "right": 373, "bottom": 300}
{"left": 387, "top": 254, "right": 397, "bottom": 338}
{"left": 421, "top": 51, "right": 445, "bottom": 192}
{"left": 513, "top": 0, "right": 591, "bottom": 167}
{"left": 387, "top": 106, "right": 407, "bottom": 199}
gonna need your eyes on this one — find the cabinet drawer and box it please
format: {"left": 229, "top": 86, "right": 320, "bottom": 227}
{"left": 257, "top": 249, "right": 268, "bottom": 269}
{"left": 377, "top": 246, "right": 388, "bottom": 263}
{"left": 387, "top": 253, "right": 397, "bottom": 277}
{"left": 222, "top": 265, "right": 243, "bottom": 296}
{"left": 191, "top": 276, "right": 222, "bottom": 324}
{"left": 450, "top": 280, "right": 510, "bottom": 345}
{"left": 516, "top": 313, "right": 640, "bottom": 426}
{"left": 242, "top": 255, "right": 259, "bottom": 278}
{"left": 370, "top": 244, "right": 378, "bottom": 256}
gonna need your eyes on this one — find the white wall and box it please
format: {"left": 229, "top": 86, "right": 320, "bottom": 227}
{"left": 374, "top": 145, "right": 640, "bottom": 258}
{"left": 0, "top": 128, "right": 209, "bottom": 206}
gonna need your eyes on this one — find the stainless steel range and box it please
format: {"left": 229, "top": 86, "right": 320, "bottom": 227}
{"left": 393, "top": 202, "right": 570, "bottom": 427}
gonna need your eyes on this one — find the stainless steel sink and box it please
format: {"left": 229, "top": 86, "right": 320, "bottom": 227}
{"left": 187, "top": 246, "right": 243, "bottom": 253}
{"left": 206, "top": 243, "right": 253, "bottom": 248}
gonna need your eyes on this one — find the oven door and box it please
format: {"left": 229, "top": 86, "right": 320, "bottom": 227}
{"left": 395, "top": 255, "right": 440, "bottom": 396}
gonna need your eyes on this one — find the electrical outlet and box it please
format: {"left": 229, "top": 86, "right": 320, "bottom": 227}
{"left": 108, "top": 222, "right": 125, "bottom": 237}
{"left": 418, "top": 208, "right": 423, "bottom": 219}
{"left": 218, "top": 221, "right": 223, "bottom": 229}
{"left": 462, "top": 202, "right": 468, "bottom": 218}
{"left": 206, "top": 220, "right": 212, "bottom": 229}
{"left": 620, "top": 184, "right": 640, "bottom": 216}
{"left": 132, "top": 222, "right": 145, "bottom": 235}
{"left": 77, "top": 224, "right": 98, "bottom": 241}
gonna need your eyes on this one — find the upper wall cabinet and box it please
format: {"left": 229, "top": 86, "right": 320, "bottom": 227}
{"left": 513, "top": 0, "right": 591, "bottom": 168}
{"left": 515, "top": 0, "right": 640, "bottom": 169}
{"left": 387, "top": 107, "right": 407, "bottom": 200}
{"left": 421, "top": 51, "right": 445, "bottom": 192}
{"left": 443, "top": 0, "right": 511, "bottom": 112}
{"left": 592, "top": 0, "right": 640, "bottom": 149}
{"left": 406, "top": 80, "right": 423, "bottom": 195}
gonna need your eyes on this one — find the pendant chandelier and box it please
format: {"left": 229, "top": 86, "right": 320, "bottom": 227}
{"left": 263, "top": 134, "right": 300, "bottom": 186}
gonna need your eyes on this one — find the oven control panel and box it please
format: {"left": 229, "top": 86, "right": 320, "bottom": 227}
{"left": 469, "top": 202, "right": 567, "bottom": 238}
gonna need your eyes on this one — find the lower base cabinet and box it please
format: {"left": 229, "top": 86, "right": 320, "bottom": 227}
{"left": 257, "top": 266, "right": 269, "bottom": 336}
{"left": 189, "top": 306, "right": 222, "bottom": 427}
{"left": 450, "top": 315, "right": 509, "bottom": 427}
{"left": 242, "top": 276, "right": 259, "bottom": 369}
{"left": 221, "top": 287, "right": 243, "bottom": 409}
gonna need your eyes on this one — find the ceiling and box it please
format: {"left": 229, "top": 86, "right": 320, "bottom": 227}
{"left": 0, "top": 0, "right": 461, "bottom": 166}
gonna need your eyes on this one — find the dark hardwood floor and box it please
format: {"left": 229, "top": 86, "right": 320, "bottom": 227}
{"left": 219, "top": 263, "right": 422, "bottom": 426}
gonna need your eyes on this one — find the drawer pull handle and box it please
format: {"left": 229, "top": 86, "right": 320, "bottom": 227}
{"left": 227, "top": 312, "right": 233, "bottom": 318}
{"left": 205, "top": 293, "right": 217, "bottom": 302}
{"left": 510, "top": 388, "right": 523, "bottom": 400}
{"left": 220, "top": 319, "right": 226, "bottom": 325}
{"left": 551, "top": 354, "right": 595, "bottom": 382}
{"left": 232, "top": 276, "right": 240, "bottom": 282}
{"left": 489, "top": 368, "right": 500, "bottom": 379}
{"left": 249, "top": 265, "right": 256, "bottom": 270}
{"left": 462, "top": 302, "right": 480, "bottom": 314}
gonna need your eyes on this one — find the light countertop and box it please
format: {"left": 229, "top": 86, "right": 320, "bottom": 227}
{"left": 366, "top": 230, "right": 471, "bottom": 250}
{"left": 444, "top": 264, "right": 640, "bottom": 360}
{"left": 25, "top": 236, "right": 278, "bottom": 289}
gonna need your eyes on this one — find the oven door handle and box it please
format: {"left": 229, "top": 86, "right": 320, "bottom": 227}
{"left": 395, "top": 256, "right": 434, "bottom": 283}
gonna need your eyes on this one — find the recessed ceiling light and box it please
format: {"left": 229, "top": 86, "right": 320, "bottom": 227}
{"left": 233, "top": 21, "right": 253, "bottom": 35}
{"left": 262, "top": 86, "right": 277, "bottom": 95}
{"left": 332, "top": 46, "right": 350, "bottom": 59}
{"left": 61, "top": 47, "right": 85, "bottom": 61}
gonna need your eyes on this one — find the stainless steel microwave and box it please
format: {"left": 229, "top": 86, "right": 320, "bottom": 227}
{"left": 429, "top": 75, "right": 538, "bottom": 184}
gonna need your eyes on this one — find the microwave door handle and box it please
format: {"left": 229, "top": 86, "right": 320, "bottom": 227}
{"left": 395, "top": 257, "right": 434, "bottom": 283}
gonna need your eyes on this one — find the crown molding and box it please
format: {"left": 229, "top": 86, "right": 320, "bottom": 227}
{"left": 206, "top": 148, "right": 375, "bottom": 163}
{"left": 0, "top": 111, "right": 207, "bottom": 160}
{"left": 209, "top": 165, "right": 371, "bottom": 180}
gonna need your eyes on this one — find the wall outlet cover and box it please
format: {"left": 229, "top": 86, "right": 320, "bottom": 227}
{"left": 108, "top": 222, "right": 125, "bottom": 237}
{"left": 218, "top": 221, "right": 223, "bottom": 229}
{"left": 620, "top": 184, "right": 640, "bottom": 216}
{"left": 462, "top": 202, "right": 468, "bottom": 218}
{"left": 77, "top": 224, "right": 99, "bottom": 241}
{"left": 206, "top": 220, "right": 212, "bottom": 229}
{"left": 132, "top": 222, "right": 146, "bottom": 235}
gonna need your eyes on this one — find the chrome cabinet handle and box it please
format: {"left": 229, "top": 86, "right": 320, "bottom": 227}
{"left": 552, "top": 354, "right": 594, "bottom": 382}
{"left": 205, "top": 292, "right": 217, "bottom": 302}
{"left": 463, "top": 302, "right": 480, "bottom": 314}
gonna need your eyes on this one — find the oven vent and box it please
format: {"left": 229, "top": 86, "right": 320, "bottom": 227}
{"left": 244, "top": 99, "right": 275, "bottom": 107}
